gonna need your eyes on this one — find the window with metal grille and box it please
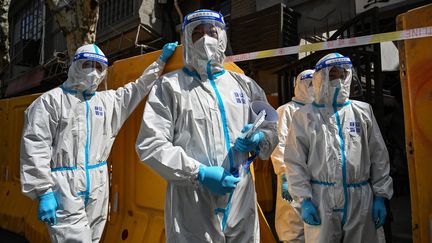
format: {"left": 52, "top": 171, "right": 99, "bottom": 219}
{"left": 98, "top": 0, "right": 135, "bottom": 30}
{"left": 11, "top": 0, "right": 43, "bottom": 66}
{"left": 20, "top": 0, "right": 43, "bottom": 41}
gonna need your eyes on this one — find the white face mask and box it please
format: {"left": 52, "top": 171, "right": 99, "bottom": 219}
{"left": 82, "top": 68, "right": 103, "bottom": 92}
{"left": 329, "top": 78, "right": 343, "bottom": 88}
{"left": 193, "top": 35, "right": 218, "bottom": 62}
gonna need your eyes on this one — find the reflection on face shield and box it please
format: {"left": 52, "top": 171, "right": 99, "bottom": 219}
{"left": 329, "top": 66, "right": 347, "bottom": 88}
{"left": 192, "top": 24, "right": 219, "bottom": 43}
{"left": 82, "top": 60, "right": 104, "bottom": 73}
{"left": 329, "top": 66, "right": 347, "bottom": 81}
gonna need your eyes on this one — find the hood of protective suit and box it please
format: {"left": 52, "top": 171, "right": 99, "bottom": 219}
{"left": 182, "top": 10, "right": 227, "bottom": 80}
{"left": 313, "top": 53, "right": 352, "bottom": 106}
{"left": 292, "top": 69, "right": 314, "bottom": 104}
{"left": 62, "top": 44, "right": 108, "bottom": 94}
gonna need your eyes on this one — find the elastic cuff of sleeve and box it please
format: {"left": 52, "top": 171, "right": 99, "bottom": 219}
{"left": 37, "top": 188, "right": 53, "bottom": 199}
{"left": 300, "top": 197, "right": 312, "bottom": 204}
{"left": 38, "top": 190, "right": 54, "bottom": 200}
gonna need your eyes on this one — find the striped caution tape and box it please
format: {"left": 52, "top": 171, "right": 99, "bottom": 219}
{"left": 225, "top": 26, "right": 432, "bottom": 63}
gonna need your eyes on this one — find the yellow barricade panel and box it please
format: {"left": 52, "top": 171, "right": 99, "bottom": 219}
{"left": 0, "top": 182, "right": 33, "bottom": 233}
{"left": 397, "top": 4, "right": 432, "bottom": 243}
{"left": 7, "top": 94, "right": 39, "bottom": 182}
{"left": 0, "top": 99, "right": 9, "bottom": 182}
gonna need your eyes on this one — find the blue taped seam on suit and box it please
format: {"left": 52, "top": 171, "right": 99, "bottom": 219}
{"left": 311, "top": 179, "right": 369, "bottom": 188}
{"left": 293, "top": 100, "right": 305, "bottom": 106}
{"left": 51, "top": 166, "right": 77, "bottom": 171}
{"left": 312, "top": 100, "right": 351, "bottom": 108}
{"left": 87, "top": 161, "right": 107, "bottom": 169}
{"left": 312, "top": 102, "right": 325, "bottom": 108}
{"left": 333, "top": 88, "right": 349, "bottom": 225}
{"left": 310, "top": 179, "right": 336, "bottom": 186}
{"left": 60, "top": 85, "right": 78, "bottom": 94}
{"left": 206, "top": 62, "right": 234, "bottom": 232}
{"left": 206, "top": 62, "right": 233, "bottom": 170}
{"left": 347, "top": 180, "right": 369, "bottom": 188}
{"left": 182, "top": 67, "right": 201, "bottom": 80}
{"left": 84, "top": 99, "right": 90, "bottom": 205}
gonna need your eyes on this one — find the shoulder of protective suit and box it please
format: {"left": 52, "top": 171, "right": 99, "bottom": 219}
{"left": 225, "top": 70, "right": 254, "bottom": 84}
{"left": 38, "top": 86, "right": 64, "bottom": 102}
{"left": 26, "top": 87, "right": 62, "bottom": 113}
{"left": 155, "top": 69, "right": 183, "bottom": 85}
{"left": 350, "top": 99, "right": 372, "bottom": 111}
{"left": 154, "top": 68, "right": 190, "bottom": 94}
{"left": 277, "top": 101, "right": 299, "bottom": 114}
{"left": 161, "top": 68, "right": 184, "bottom": 80}
{"left": 276, "top": 102, "right": 291, "bottom": 112}
{"left": 299, "top": 103, "right": 315, "bottom": 112}
{"left": 290, "top": 103, "right": 311, "bottom": 117}
{"left": 349, "top": 100, "right": 375, "bottom": 123}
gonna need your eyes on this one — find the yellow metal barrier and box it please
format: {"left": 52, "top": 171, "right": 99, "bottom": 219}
{"left": 0, "top": 94, "right": 49, "bottom": 242}
{"left": 397, "top": 4, "right": 432, "bottom": 243}
{"left": 0, "top": 98, "right": 8, "bottom": 182}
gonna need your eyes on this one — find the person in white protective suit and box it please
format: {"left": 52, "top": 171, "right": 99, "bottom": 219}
{"left": 284, "top": 53, "right": 393, "bottom": 243}
{"left": 271, "top": 69, "right": 314, "bottom": 243}
{"left": 135, "top": 9, "right": 278, "bottom": 243}
{"left": 20, "top": 42, "right": 177, "bottom": 242}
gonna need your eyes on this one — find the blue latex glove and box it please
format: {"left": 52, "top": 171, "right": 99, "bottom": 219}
{"left": 234, "top": 124, "right": 264, "bottom": 153}
{"left": 38, "top": 192, "right": 58, "bottom": 226}
{"left": 198, "top": 166, "right": 240, "bottom": 195}
{"left": 301, "top": 198, "right": 321, "bottom": 225}
{"left": 372, "top": 196, "right": 387, "bottom": 229}
{"left": 281, "top": 173, "right": 292, "bottom": 202}
{"left": 159, "top": 41, "right": 178, "bottom": 62}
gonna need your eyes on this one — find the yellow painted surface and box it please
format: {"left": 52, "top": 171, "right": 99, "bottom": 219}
{"left": 0, "top": 99, "right": 8, "bottom": 182}
{"left": 7, "top": 95, "right": 39, "bottom": 182}
{"left": 397, "top": 4, "right": 432, "bottom": 243}
{"left": 0, "top": 45, "right": 276, "bottom": 242}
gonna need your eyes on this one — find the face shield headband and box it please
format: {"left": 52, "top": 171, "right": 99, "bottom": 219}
{"left": 73, "top": 52, "right": 108, "bottom": 66}
{"left": 182, "top": 10, "right": 225, "bottom": 32}
{"left": 300, "top": 72, "right": 314, "bottom": 81}
{"left": 313, "top": 56, "right": 353, "bottom": 105}
{"left": 315, "top": 57, "right": 352, "bottom": 72}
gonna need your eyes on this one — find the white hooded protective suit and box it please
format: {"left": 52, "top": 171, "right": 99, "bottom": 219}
{"left": 20, "top": 44, "right": 166, "bottom": 242}
{"left": 284, "top": 53, "right": 393, "bottom": 243}
{"left": 135, "top": 9, "right": 278, "bottom": 243}
{"left": 271, "top": 69, "right": 314, "bottom": 242}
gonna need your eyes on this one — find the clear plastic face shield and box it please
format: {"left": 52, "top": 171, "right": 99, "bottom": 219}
{"left": 182, "top": 10, "right": 227, "bottom": 73}
{"left": 71, "top": 49, "right": 108, "bottom": 93}
{"left": 313, "top": 54, "right": 353, "bottom": 104}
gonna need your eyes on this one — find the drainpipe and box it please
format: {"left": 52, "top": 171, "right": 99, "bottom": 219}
{"left": 174, "top": 0, "right": 182, "bottom": 24}
{"left": 174, "top": 0, "right": 183, "bottom": 42}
